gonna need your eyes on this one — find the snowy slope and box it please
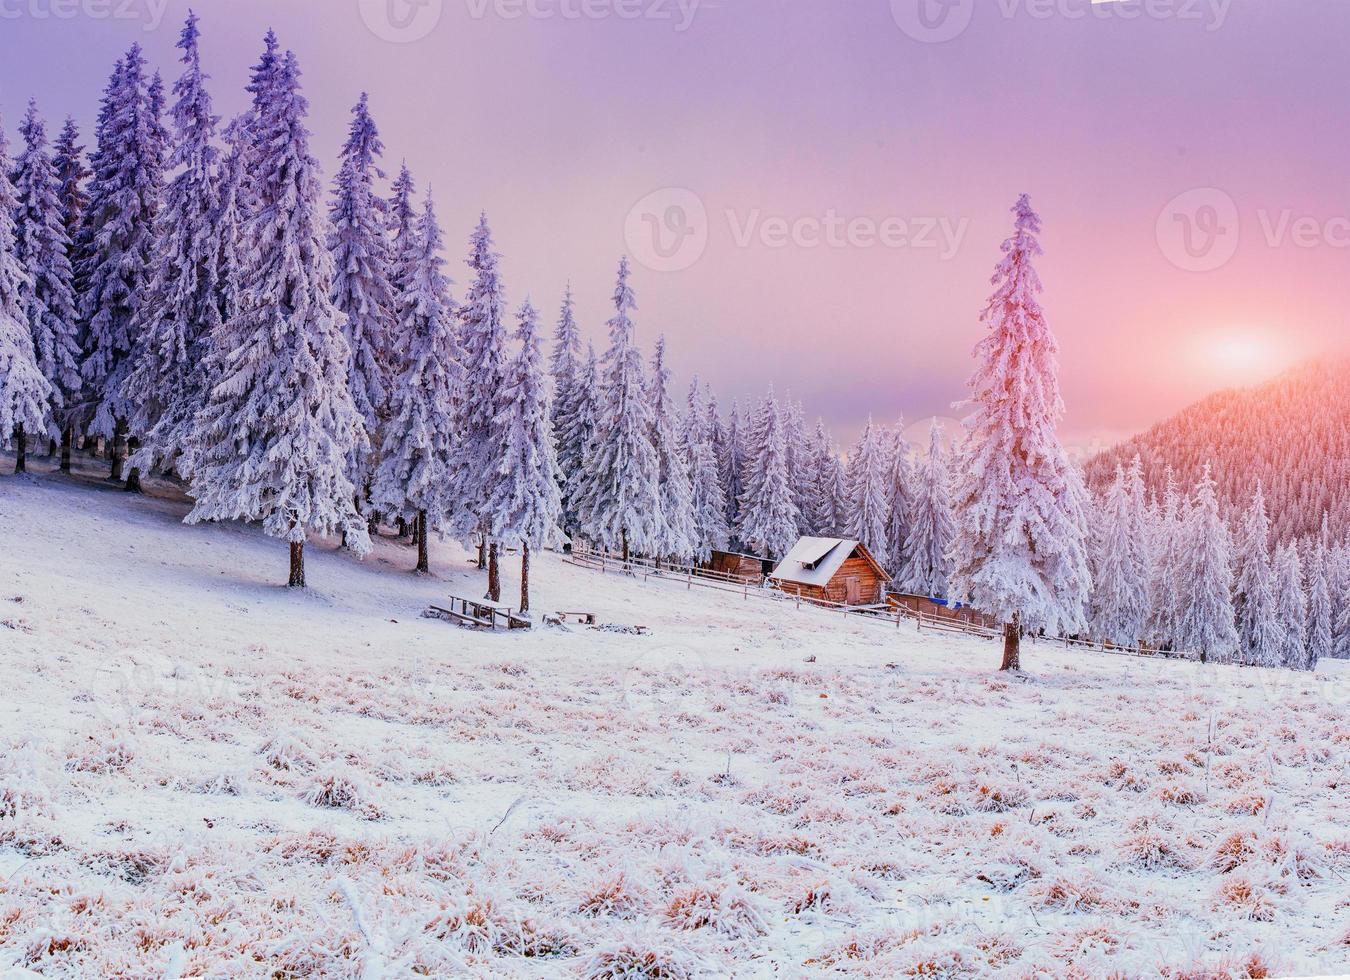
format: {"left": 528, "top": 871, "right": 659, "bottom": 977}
{"left": 1, "top": 463, "right": 1349, "bottom": 977}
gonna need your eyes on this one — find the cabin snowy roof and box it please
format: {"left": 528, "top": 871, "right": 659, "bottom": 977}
{"left": 769, "top": 537, "right": 890, "bottom": 588}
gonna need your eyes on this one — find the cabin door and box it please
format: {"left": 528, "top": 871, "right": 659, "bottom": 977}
{"left": 844, "top": 576, "right": 862, "bottom": 605}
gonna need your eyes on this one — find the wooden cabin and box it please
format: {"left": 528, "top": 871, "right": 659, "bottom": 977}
{"left": 707, "top": 550, "right": 773, "bottom": 581}
{"left": 769, "top": 537, "right": 891, "bottom": 607}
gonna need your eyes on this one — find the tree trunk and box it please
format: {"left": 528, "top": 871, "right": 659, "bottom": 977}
{"left": 288, "top": 540, "right": 306, "bottom": 588}
{"left": 1000, "top": 620, "right": 1021, "bottom": 672}
{"left": 477, "top": 535, "right": 487, "bottom": 570}
{"left": 622, "top": 528, "right": 630, "bottom": 564}
{"left": 416, "top": 510, "right": 429, "bottom": 574}
{"left": 397, "top": 516, "right": 408, "bottom": 539}
{"left": 13, "top": 425, "right": 26, "bottom": 474}
{"left": 487, "top": 541, "right": 501, "bottom": 602}
{"left": 110, "top": 419, "right": 126, "bottom": 481}
{"left": 124, "top": 436, "right": 143, "bottom": 493}
{"left": 47, "top": 437, "right": 56, "bottom": 456}
{"left": 59, "top": 427, "right": 71, "bottom": 473}
{"left": 520, "top": 541, "right": 531, "bottom": 614}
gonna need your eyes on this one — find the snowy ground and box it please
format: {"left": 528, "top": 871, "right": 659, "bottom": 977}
{"left": 1, "top": 460, "right": 1349, "bottom": 978}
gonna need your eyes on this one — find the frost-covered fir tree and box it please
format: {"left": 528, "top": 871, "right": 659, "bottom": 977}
{"left": 0, "top": 122, "right": 54, "bottom": 472}
{"left": 385, "top": 162, "right": 417, "bottom": 298}
{"left": 883, "top": 421, "right": 914, "bottom": 576}
{"left": 1272, "top": 542, "right": 1308, "bottom": 670}
{"left": 369, "top": 193, "right": 461, "bottom": 574}
{"left": 721, "top": 399, "right": 745, "bottom": 540}
{"left": 549, "top": 284, "right": 584, "bottom": 528}
{"left": 900, "top": 418, "right": 955, "bottom": 598}
{"left": 679, "top": 377, "right": 704, "bottom": 452}
{"left": 489, "top": 300, "right": 563, "bottom": 612}
{"left": 78, "top": 45, "right": 164, "bottom": 482}
{"left": 845, "top": 416, "right": 891, "bottom": 568}
{"left": 558, "top": 342, "right": 600, "bottom": 536}
{"left": 1332, "top": 544, "right": 1350, "bottom": 661}
{"left": 736, "top": 390, "right": 799, "bottom": 560}
{"left": 52, "top": 118, "right": 89, "bottom": 249}
{"left": 1146, "top": 467, "right": 1186, "bottom": 650}
{"left": 451, "top": 214, "right": 512, "bottom": 594}
{"left": 328, "top": 92, "right": 395, "bottom": 497}
{"left": 13, "top": 102, "right": 80, "bottom": 465}
{"left": 1174, "top": 465, "right": 1238, "bottom": 663}
{"left": 185, "top": 47, "right": 370, "bottom": 587}
{"left": 687, "top": 416, "right": 730, "bottom": 563}
{"left": 949, "top": 194, "right": 1091, "bottom": 670}
{"left": 574, "top": 257, "right": 661, "bottom": 562}
{"left": 648, "top": 336, "right": 696, "bottom": 562}
{"left": 123, "top": 13, "right": 223, "bottom": 483}
{"left": 783, "top": 399, "right": 811, "bottom": 523}
{"left": 797, "top": 419, "right": 836, "bottom": 536}
{"left": 1088, "top": 464, "right": 1149, "bottom": 647}
{"left": 1233, "top": 484, "right": 1279, "bottom": 667}
{"left": 1307, "top": 535, "right": 1333, "bottom": 671}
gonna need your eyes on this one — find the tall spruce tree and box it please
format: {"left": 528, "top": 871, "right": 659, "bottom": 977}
{"left": 52, "top": 118, "right": 89, "bottom": 250}
{"left": 185, "top": 46, "right": 370, "bottom": 586}
{"left": 1089, "top": 464, "right": 1149, "bottom": 647}
{"left": 123, "top": 12, "right": 223, "bottom": 483}
{"left": 900, "top": 418, "right": 955, "bottom": 598}
{"left": 489, "top": 299, "right": 563, "bottom": 612}
{"left": 1273, "top": 542, "right": 1309, "bottom": 670}
{"left": 736, "top": 390, "right": 799, "bottom": 560}
{"left": 369, "top": 192, "right": 461, "bottom": 574}
{"left": 687, "top": 415, "right": 730, "bottom": 562}
{"left": 0, "top": 121, "right": 54, "bottom": 471}
{"left": 1308, "top": 535, "right": 1333, "bottom": 670}
{"left": 328, "top": 92, "right": 395, "bottom": 500}
{"left": 1233, "top": 484, "right": 1279, "bottom": 666}
{"left": 846, "top": 416, "right": 891, "bottom": 567}
{"left": 883, "top": 420, "right": 914, "bottom": 575}
{"left": 574, "top": 257, "right": 660, "bottom": 562}
{"left": 451, "top": 213, "right": 511, "bottom": 595}
{"left": 549, "top": 284, "right": 584, "bottom": 529}
{"left": 721, "top": 399, "right": 745, "bottom": 540}
{"left": 13, "top": 101, "right": 80, "bottom": 466}
{"left": 949, "top": 194, "right": 1091, "bottom": 670}
{"left": 558, "top": 342, "right": 600, "bottom": 537}
{"left": 1175, "top": 465, "right": 1238, "bottom": 663}
{"left": 648, "top": 336, "right": 696, "bottom": 562}
{"left": 78, "top": 45, "right": 164, "bottom": 482}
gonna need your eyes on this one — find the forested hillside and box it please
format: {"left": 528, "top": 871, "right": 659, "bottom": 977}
{"left": 1087, "top": 358, "right": 1350, "bottom": 543}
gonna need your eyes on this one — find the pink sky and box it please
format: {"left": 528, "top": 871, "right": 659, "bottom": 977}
{"left": 2, "top": 0, "right": 1346, "bottom": 448}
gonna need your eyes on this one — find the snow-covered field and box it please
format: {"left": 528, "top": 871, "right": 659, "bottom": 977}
{"left": 2, "top": 464, "right": 1349, "bottom": 978}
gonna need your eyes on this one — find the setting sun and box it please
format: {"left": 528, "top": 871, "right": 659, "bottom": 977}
{"left": 1195, "top": 330, "right": 1293, "bottom": 386}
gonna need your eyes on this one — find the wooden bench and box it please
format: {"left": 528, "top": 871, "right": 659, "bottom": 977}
{"left": 428, "top": 604, "right": 494, "bottom": 629}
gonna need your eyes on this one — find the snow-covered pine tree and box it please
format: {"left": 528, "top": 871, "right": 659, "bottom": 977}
{"left": 185, "top": 46, "right": 370, "bottom": 587}
{"left": 123, "top": 12, "right": 223, "bottom": 483}
{"left": 736, "top": 390, "right": 799, "bottom": 560}
{"left": 78, "top": 45, "right": 164, "bottom": 483}
{"left": 1174, "top": 464, "right": 1238, "bottom": 663}
{"left": 574, "top": 257, "right": 661, "bottom": 562}
{"left": 549, "top": 284, "right": 583, "bottom": 529}
{"left": 720, "top": 398, "right": 745, "bottom": 541}
{"left": 369, "top": 192, "right": 461, "bottom": 574}
{"left": 328, "top": 92, "right": 395, "bottom": 503}
{"left": 1307, "top": 534, "right": 1333, "bottom": 671}
{"left": 1273, "top": 541, "right": 1309, "bottom": 670}
{"left": 949, "top": 194, "right": 1091, "bottom": 670}
{"left": 648, "top": 336, "right": 696, "bottom": 562}
{"left": 797, "top": 419, "right": 834, "bottom": 536}
{"left": 783, "top": 399, "right": 811, "bottom": 523}
{"left": 883, "top": 420, "right": 914, "bottom": 576}
{"left": 1146, "top": 467, "right": 1185, "bottom": 650}
{"left": 386, "top": 163, "right": 418, "bottom": 295}
{"left": 489, "top": 299, "right": 563, "bottom": 612}
{"left": 1088, "top": 464, "right": 1149, "bottom": 647}
{"left": 687, "top": 415, "right": 730, "bottom": 563}
{"left": 558, "top": 342, "right": 600, "bottom": 537}
{"left": 1232, "top": 483, "right": 1279, "bottom": 666}
{"left": 900, "top": 418, "right": 955, "bottom": 598}
{"left": 13, "top": 102, "right": 80, "bottom": 466}
{"left": 845, "top": 416, "right": 891, "bottom": 568}
{"left": 451, "top": 213, "right": 512, "bottom": 595}
{"left": 0, "top": 121, "right": 54, "bottom": 472}
{"left": 1332, "top": 543, "right": 1350, "bottom": 660}
{"left": 679, "top": 377, "right": 704, "bottom": 452}
{"left": 52, "top": 118, "right": 89, "bottom": 250}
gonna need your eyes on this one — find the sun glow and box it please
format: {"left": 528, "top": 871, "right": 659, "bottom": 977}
{"left": 1195, "top": 331, "right": 1290, "bottom": 387}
